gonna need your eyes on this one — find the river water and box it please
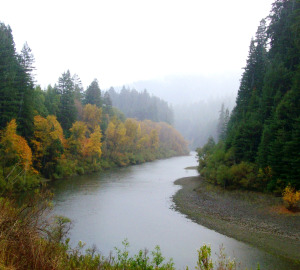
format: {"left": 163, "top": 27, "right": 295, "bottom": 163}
{"left": 51, "top": 153, "right": 294, "bottom": 269}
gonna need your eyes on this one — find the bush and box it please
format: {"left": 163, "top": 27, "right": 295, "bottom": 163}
{"left": 0, "top": 191, "right": 68, "bottom": 269}
{"left": 282, "top": 185, "right": 300, "bottom": 210}
{"left": 195, "top": 244, "right": 238, "bottom": 270}
{"left": 216, "top": 165, "right": 232, "bottom": 188}
{"left": 230, "top": 162, "right": 257, "bottom": 189}
{"left": 0, "top": 165, "right": 40, "bottom": 194}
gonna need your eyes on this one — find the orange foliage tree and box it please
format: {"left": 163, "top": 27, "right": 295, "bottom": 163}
{"left": 0, "top": 119, "right": 33, "bottom": 174}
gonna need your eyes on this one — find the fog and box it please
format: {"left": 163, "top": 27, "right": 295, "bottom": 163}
{"left": 128, "top": 73, "right": 239, "bottom": 105}
{"left": 1, "top": 0, "right": 274, "bottom": 149}
{"left": 112, "top": 74, "right": 238, "bottom": 149}
{"left": 1, "top": 0, "right": 273, "bottom": 89}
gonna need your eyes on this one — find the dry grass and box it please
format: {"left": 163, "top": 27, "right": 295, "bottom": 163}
{"left": 0, "top": 191, "right": 67, "bottom": 270}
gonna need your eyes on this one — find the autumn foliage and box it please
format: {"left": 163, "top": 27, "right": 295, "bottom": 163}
{"left": 103, "top": 118, "right": 188, "bottom": 166}
{"left": 0, "top": 102, "right": 188, "bottom": 187}
{"left": 282, "top": 185, "right": 300, "bottom": 210}
{"left": 0, "top": 119, "right": 38, "bottom": 191}
{"left": 1, "top": 119, "right": 33, "bottom": 172}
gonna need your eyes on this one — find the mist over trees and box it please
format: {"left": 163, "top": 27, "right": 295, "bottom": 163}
{"left": 107, "top": 86, "right": 174, "bottom": 124}
{"left": 198, "top": 0, "right": 300, "bottom": 192}
{"left": 129, "top": 73, "right": 239, "bottom": 105}
{"left": 174, "top": 97, "right": 235, "bottom": 150}
{"left": 124, "top": 73, "right": 237, "bottom": 151}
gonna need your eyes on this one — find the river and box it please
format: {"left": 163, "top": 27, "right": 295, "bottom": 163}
{"left": 51, "top": 153, "right": 293, "bottom": 269}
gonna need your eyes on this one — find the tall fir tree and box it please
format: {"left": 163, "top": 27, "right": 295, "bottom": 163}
{"left": 84, "top": 79, "right": 102, "bottom": 107}
{"left": 0, "top": 24, "right": 35, "bottom": 139}
{"left": 220, "top": 0, "right": 300, "bottom": 190}
{"left": 57, "top": 70, "right": 77, "bottom": 133}
{"left": 0, "top": 23, "right": 19, "bottom": 129}
{"left": 226, "top": 19, "right": 267, "bottom": 162}
{"left": 16, "top": 42, "right": 35, "bottom": 138}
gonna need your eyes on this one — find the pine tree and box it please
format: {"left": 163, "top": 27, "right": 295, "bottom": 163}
{"left": 0, "top": 23, "right": 22, "bottom": 129}
{"left": 57, "top": 70, "right": 77, "bottom": 133}
{"left": 226, "top": 19, "right": 267, "bottom": 161}
{"left": 84, "top": 79, "right": 102, "bottom": 107}
{"left": 217, "top": 104, "right": 225, "bottom": 141}
{"left": 73, "top": 73, "right": 84, "bottom": 102}
{"left": 16, "top": 42, "right": 35, "bottom": 138}
{"left": 0, "top": 24, "right": 35, "bottom": 139}
{"left": 44, "top": 85, "right": 60, "bottom": 116}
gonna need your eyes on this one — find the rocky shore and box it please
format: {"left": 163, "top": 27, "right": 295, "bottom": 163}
{"left": 172, "top": 175, "right": 300, "bottom": 266}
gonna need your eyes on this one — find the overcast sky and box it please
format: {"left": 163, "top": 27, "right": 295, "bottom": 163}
{"left": 1, "top": 0, "right": 274, "bottom": 90}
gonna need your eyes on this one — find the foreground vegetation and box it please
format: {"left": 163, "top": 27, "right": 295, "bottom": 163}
{"left": 198, "top": 0, "right": 300, "bottom": 194}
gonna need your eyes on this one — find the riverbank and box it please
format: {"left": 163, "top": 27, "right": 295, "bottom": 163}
{"left": 172, "top": 175, "right": 300, "bottom": 266}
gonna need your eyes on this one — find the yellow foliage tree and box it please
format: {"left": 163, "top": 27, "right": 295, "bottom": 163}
{"left": 31, "top": 115, "right": 64, "bottom": 174}
{"left": 137, "top": 134, "right": 150, "bottom": 151}
{"left": 149, "top": 129, "right": 159, "bottom": 151}
{"left": 68, "top": 121, "right": 88, "bottom": 156}
{"left": 105, "top": 121, "right": 127, "bottom": 153}
{"left": 124, "top": 118, "right": 139, "bottom": 152}
{"left": 84, "top": 125, "right": 102, "bottom": 161}
{"left": 83, "top": 104, "right": 102, "bottom": 133}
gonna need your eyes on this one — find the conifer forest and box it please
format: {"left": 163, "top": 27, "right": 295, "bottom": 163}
{"left": 0, "top": 0, "right": 299, "bottom": 269}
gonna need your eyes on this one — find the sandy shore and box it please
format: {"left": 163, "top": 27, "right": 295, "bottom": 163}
{"left": 172, "top": 175, "right": 300, "bottom": 266}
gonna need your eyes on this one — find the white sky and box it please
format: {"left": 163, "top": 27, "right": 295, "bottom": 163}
{"left": 1, "top": 0, "right": 274, "bottom": 89}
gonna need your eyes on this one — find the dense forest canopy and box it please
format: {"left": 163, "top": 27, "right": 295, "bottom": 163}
{"left": 107, "top": 86, "right": 174, "bottom": 125}
{"left": 0, "top": 22, "right": 188, "bottom": 193}
{"left": 198, "top": 0, "right": 300, "bottom": 192}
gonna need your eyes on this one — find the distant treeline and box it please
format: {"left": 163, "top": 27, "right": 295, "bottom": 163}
{"left": 0, "top": 22, "right": 188, "bottom": 193}
{"left": 174, "top": 98, "right": 235, "bottom": 150}
{"left": 198, "top": 0, "right": 300, "bottom": 192}
{"left": 107, "top": 87, "right": 174, "bottom": 125}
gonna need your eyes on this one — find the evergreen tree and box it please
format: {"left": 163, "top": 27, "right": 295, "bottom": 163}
{"left": 202, "top": 1, "right": 300, "bottom": 191}
{"left": 72, "top": 73, "right": 84, "bottom": 102}
{"left": 0, "top": 24, "right": 35, "bottom": 139}
{"left": 57, "top": 70, "right": 77, "bottom": 133}
{"left": 32, "top": 85, "right": 48, "bottom": 117}
{"left": 0, "top": 23, "right": 19, "bottom": 129}
{"left": 16, "top": 42, "right": 35, "bottom": 138}
{"left": 44, "top": 85, "right": 60, "bottom": 116}
{"left": 226, "top": 19, "right": 267, "bottom": 161}
{"left": 84, "top": 79, "right": 102, "bottom": 107}
{"left": 217, "top": 104, "right": 225, "bottom": 141}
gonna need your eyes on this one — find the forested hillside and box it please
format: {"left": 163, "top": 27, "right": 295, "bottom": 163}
{"left": 198, "top": 0, "right": 300, "bottom": 192}
{"left": 0, "top": 22, "right": 188, "bottom": 193}
{"left": 107, "top": 86, "right": 174, "bottom": 124}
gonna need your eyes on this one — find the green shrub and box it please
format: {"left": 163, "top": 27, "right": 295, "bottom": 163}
{"left": 230, "top": 162, "right": 257, "bottom": 189}
{"left": 216, "top": 165, "right": 232, "bottom": 188}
